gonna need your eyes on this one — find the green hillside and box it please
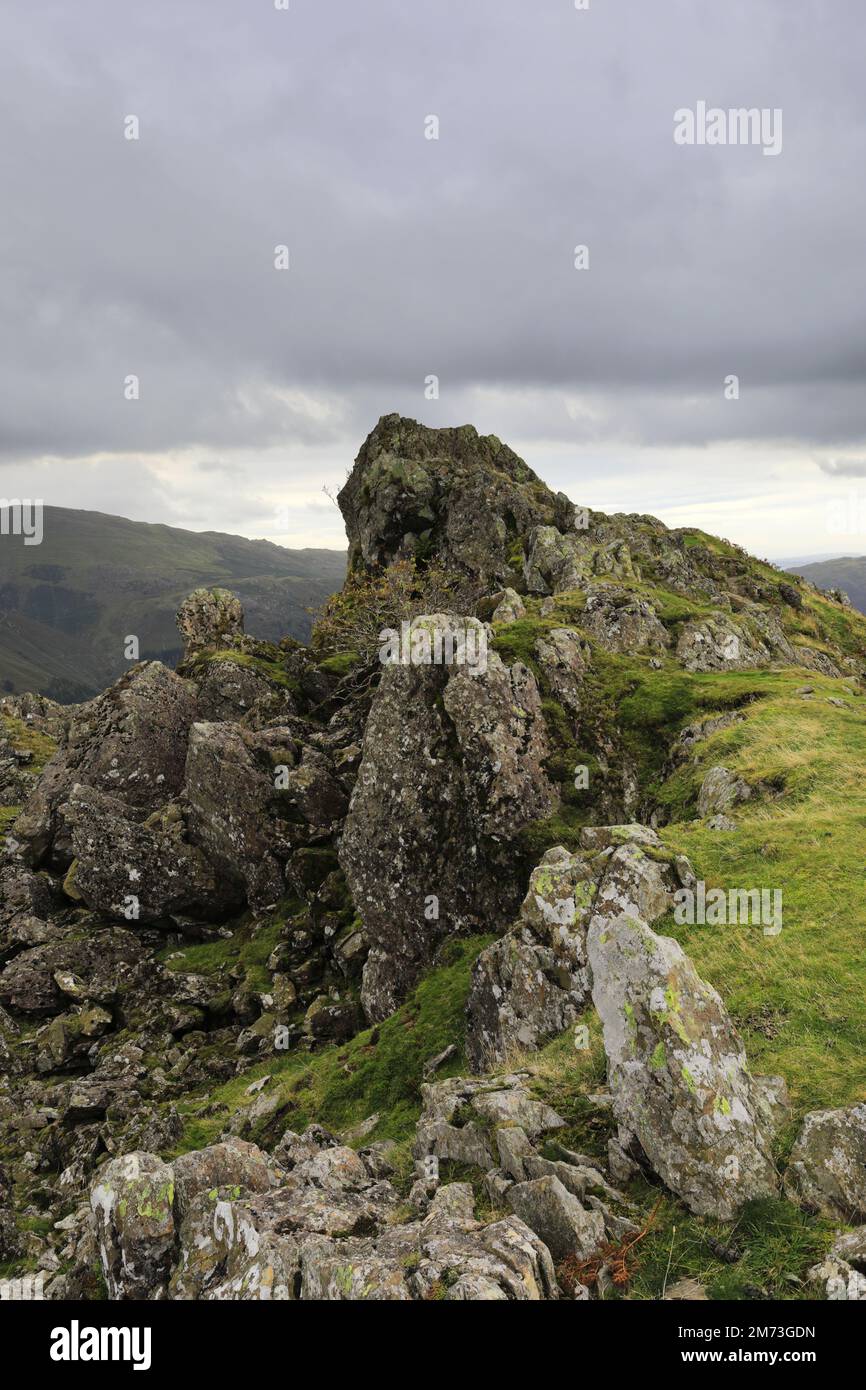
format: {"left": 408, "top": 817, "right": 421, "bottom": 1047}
{"left": 788, "top": 556, "right": 866, "bottom": 617}
{"left": 0, "top": 507, "right": 345, "bottom": 700}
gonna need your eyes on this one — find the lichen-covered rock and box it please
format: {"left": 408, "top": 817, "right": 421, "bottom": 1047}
{"left": 784, "top": 1104, "right": 866, "bottom": 1221}
{"left": 809, "top": 1229, "right": 866, "bottom": 1300}
{"left": 14, "top": 663, "right": 198, "bottom": 867}
{"left": 588, "top": 911, "right": 779, "bottom": 1219}
{"left": 192, "top": 658, "right": 296, "bottom": 726}
{"left": 172, "top": 1138, "right": 277, "bottom": 1219}
{"left": 580, "top": 590, "right": 670, "bottom": 656}
{"left": 340, "top": 615, "right": 556, "bottom": 1020}
{"left": 490, "top": 588, "right": 526, "bottom": 624}
{"left": 177, "top": 587, "right": 245, "bottom": 660}
{"left": 183, "top": 721, "right": 287, "bottom": 909}
{"left": 0, "top": 927, "right": 147, "bottom": 1015}
{"left": 90, "top": 1151, "right": 176, "bottom": 1300}
{"left": 338, "top": 414, "right": 570, "bottom": 605}
{"left": 523, "top": 526, "right": 588, "bottom": 594}
{"left": 64, "top": 784, "right": 235, "bottom": 924}
{"left": 413, "top": 1074, "right": 565, "bottom": 1174}
{"left": 796, "top": 647, "right": 843, "bottom": 679}
{"left": 593, "top": 842, "right": 677, "bottom": 924}
{"left": 466, "top": 847, "right": 596, "bottom": 1071}
{"left": 533, "top": 628, "right": 590, "bottom": 716}
{"left": 697, "top": 766, "right": 753, "bottom": 819}
{"left": 676, "top": 615, "right": 764, "bottom": 672}
{"left": 0, "top": 861, "right": 53, "bottom": 931}
{"left": 507, "top": 1175, "right": 605, "bottom": 1261}
{"left": 172, "top": 1159, "right": 559, "bottom": 1302}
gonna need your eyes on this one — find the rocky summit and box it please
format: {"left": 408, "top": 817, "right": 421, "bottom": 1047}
{"left": 3, "top": 415, "right": 866, "bottom": 1302}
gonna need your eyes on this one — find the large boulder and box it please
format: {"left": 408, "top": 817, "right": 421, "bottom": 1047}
{"left": 533, "top": 628, "right": 590, "bottom": 717}
{"left": 172, "top": 1138, "right": 277, "bottom": 1219}
{"left": 466, "top": 830, "right": 682, "bottom": 1072}
{"left": 413, "top": 1073, "right": 565, "bottom": 1174}
{"left": 192, "top": 658, "right": 297, "bottom": 726}
{"left": 14, "top": 663, "right": 198, "bottom": 867}
{"left": 64, "top": 785, "right": 235, "bottom": 925}
{"left": 588, "top": 909, "right": 779, "bottom": 1219}
{"left": 183, "top": 722, "right": 289, "bottom": 909}
{"left": 580, "top": 590, "right": 670, "bottom": 656}
{"left": 339, "top": 614, "right": 557, "bottom": 1020}
{"left": 697, "top": 766, "right": 753, "bottom": 819}
{"left": 338, "top": 414, "right": 574, "bottom": 604}
{"left": 676, "top": 615, "right": 765, "bottom": 672}
{"left": 524, "top": 526, "right": 588, "bottom": 594}
{"left": 784, "top": 1105, "right": 866, "bottom": 1221}
{"left": 0, "top": 927, "right": 147, "bottom": 1015}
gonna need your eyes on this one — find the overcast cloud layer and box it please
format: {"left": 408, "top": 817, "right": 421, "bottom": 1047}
{"left": 1, "top": 0, "right": 865, "bottom": 556}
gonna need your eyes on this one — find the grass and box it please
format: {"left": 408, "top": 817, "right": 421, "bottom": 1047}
{"left": 158, "top": 904, "right": 297, "bottom": 992}
{"left": 184, "top": 648, "right": 302, "bottom": 699}
{"left": 0, "top": 806, "right": 21, "bottom": 846}
{"left": 515, "top": 1029, "right": 836, "bottom": 1300}
{"left": 659, "top": 683, "right": 866, "bottom": 1116}
{"left": 492, "top": 583, "right": 866, "bottom": 1295}
{"left": 1, "top": 713, "right": 57, "bottom": 772}
{"left": 168, "top": 935, "right": 494, "bottom": 1162}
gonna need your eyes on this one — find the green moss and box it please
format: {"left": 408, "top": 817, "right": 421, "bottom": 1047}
{"left": 186, "top": 648, "right": 300, "bottom": 695}
{"left": 169, "top": 935, "right": 494, "bottom": 1156}
{"left": 317, "top": 650, "right": 360, "bottom": 677}
{"left": 0, "top": 806, "right": 21, "bottom": 845}
{"left": 1, "top": 714, "right": 57, "bottom": 772}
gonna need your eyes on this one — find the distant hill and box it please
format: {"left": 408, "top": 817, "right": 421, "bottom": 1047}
{"left": 0, "top": 507, "right": 346, "bottom": 701}
{"left": 785, "top": 556, "right": 866, "bottom": 616}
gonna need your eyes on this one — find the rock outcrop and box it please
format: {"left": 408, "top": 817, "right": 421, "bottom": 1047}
{"left": 338, "top": 414, "right": 575, "bottom": 605}
{"left": 2, "top": 415, "right": 865, "bottom": 1303}
{"left": 340, "top": 614, "right": 556, "bottom": 1021}
{"left": 14, "top": 662, "right": 198, "bottom": 868}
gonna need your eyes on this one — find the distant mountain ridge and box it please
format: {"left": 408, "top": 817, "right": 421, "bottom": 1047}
{"left": 0, "top": 506, "right": 346, "bottom": 701}
{"left": 786, "top": 555, "right": 866, "bottom": 616}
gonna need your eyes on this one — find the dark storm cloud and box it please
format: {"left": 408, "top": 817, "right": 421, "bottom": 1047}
{"left": 0, "top": 0, "right": 864, "bottom": 465}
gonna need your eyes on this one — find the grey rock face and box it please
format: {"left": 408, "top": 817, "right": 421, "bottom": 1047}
{"left": 466, "top": 847, "right": 596, "bottom": 1071}
{"left": 0, "top": 927, "right": 146, "bottom": 1015}
{"left": 784, "top": 1105, "right": 866, "bottom": 1221}
{"left": 91, "top": 1151, "right": 176, "bottom": 1300}
{"left": 507, "top": 1175, "right": 605, "bottom": 1261}
{"left": 183, "top": 721, "right": 288, "bottom": 909}
{"left": 172, "top": 1138, "right": 276, "bottom": 1219}
{"left": 466, "top": 829, "right": 685, "bottom": 1072}
{"left": 338, "top": 414, "right": 568, "bottom": 604}
{"left": 192, "top": 658, "right": 297, "bottom": 726}
{"left": 593, "top": 842, "right": 677, "bottom": 924}
{"left": 490, "top": 588, "right": 526, "bottom": 624}
{"left": 580, "top": 590, "right": 670, "bottom": 656}
{"left": 588, "top": 910, "right": 779, "bottom": 1219}
{"left": 413, "top": 1073, "right": 565, "bottom": 1174}
{"left": 65, "top": 785, "right": 234, "bottom": 924}
{"left": 93, "top": 1123, "right": 560, "bottom": 1302}
{"left": 676, "top": 615, "right": 763, "bottom": 672}
{"left": 14, "top": 662, "right": 198, "bottom": 867}
{"left": 533, "top": 628, "right": 590, "bottom": 716}
{"left": 339, "top": 615, "right": 556, "bottom": 1021}
{"left": 524, "top": 526, "right": 588, "bottom": 594}
{"left": 697, "top": 766, "right": 753, "bottom": 818}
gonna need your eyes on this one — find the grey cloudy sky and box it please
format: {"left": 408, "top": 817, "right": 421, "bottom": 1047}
{"left": 1, "top": 0, "right": 865, "bottom": 557}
